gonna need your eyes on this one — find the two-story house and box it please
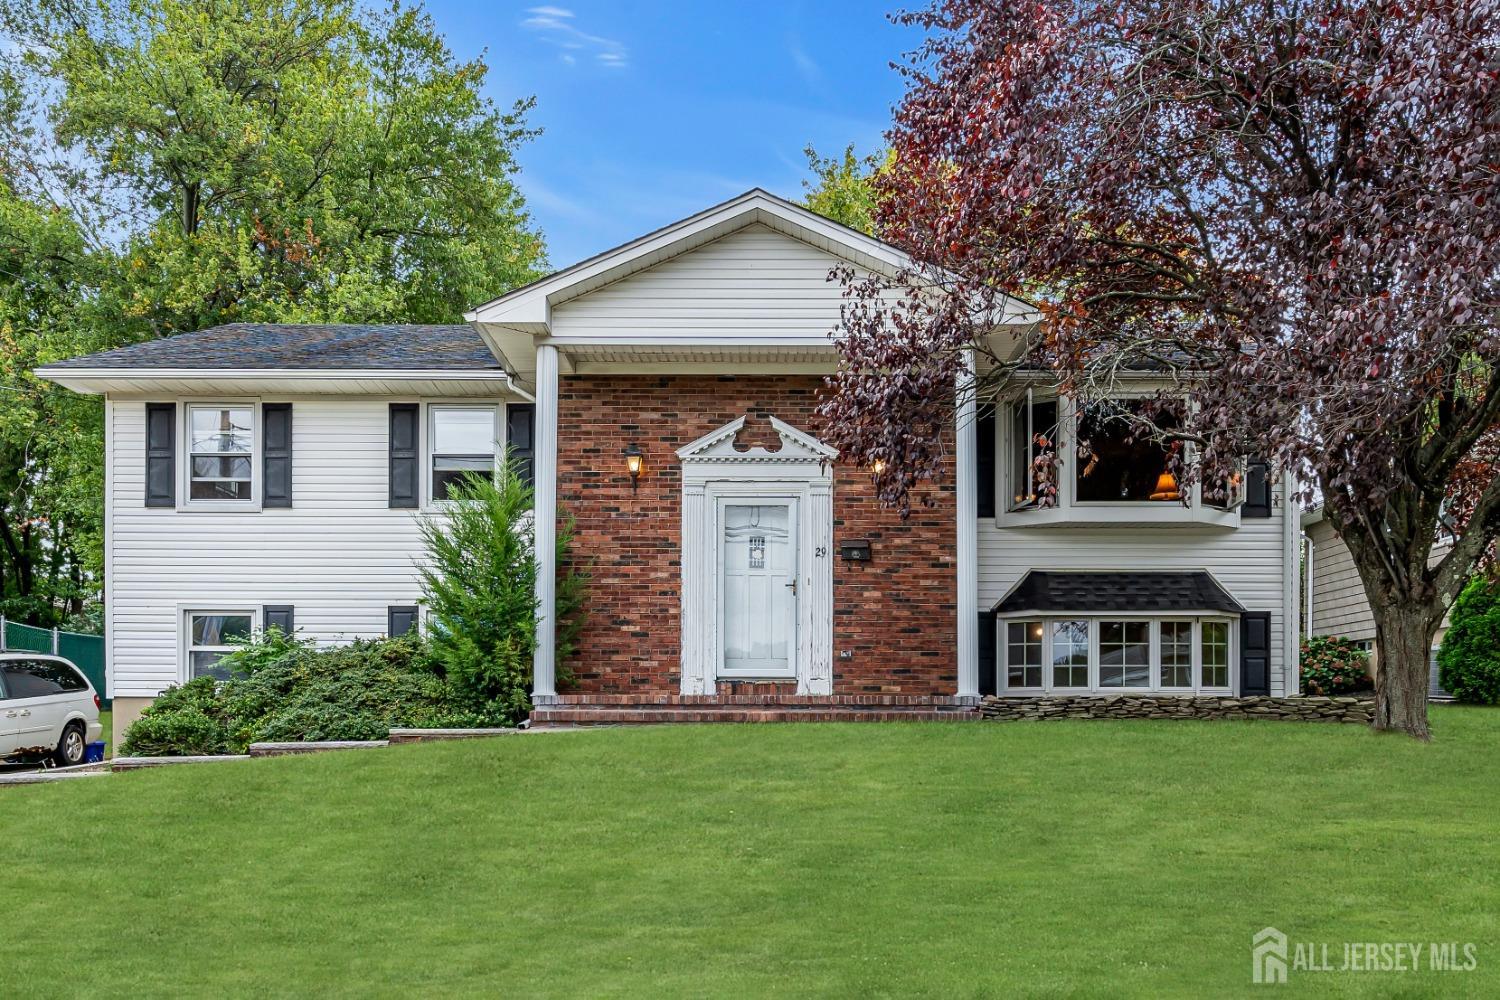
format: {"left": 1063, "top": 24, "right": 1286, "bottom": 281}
{"left": 39, "top": 190, "right": 1301, "bottom": 740}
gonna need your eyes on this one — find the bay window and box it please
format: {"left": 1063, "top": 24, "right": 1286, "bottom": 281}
{"left": 999, "top": 615, "right": 1237, "bottom": 693}
{"left": 1000, "top": 392, "right": 1250, "bottom": 526}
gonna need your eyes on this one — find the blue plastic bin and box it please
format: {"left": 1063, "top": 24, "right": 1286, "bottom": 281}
{"left": 84, "top": 741, "right": 106, "bottom": 764}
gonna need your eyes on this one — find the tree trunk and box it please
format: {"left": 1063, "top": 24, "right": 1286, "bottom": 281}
{"left": 1370, "top": 599, "right": 1441, "bottom": 741}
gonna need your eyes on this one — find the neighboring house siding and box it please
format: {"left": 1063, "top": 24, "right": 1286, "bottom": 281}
{"left": 1306, "top": 519, "right": 1377, "bottom": 643}
{"left": 550, "top": 224, "right": 866, "bottom": 340}
{"left": 106, "top": 396, "right": 495, "bottom": 698}
{"left": 977, "top": 487, "right": 1295, "bottom": 695}
{"left": 1305, "top": 517, "right": 1453, "bottom": 650}
{"left": 555, "top": 374, "right": 957, "bottom": 695}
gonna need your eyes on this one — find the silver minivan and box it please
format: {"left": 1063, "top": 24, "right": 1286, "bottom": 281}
{"left": 0, "top": 653, "right": 104, "bottom": 766}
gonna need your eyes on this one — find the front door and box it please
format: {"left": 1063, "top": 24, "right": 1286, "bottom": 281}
{"left": 719, "top": 499, "right": 798, "bottom": 678}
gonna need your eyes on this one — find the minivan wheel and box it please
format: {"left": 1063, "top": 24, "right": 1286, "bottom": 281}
{"left": 55, "top": 724, "right": 87, "bottom": 767}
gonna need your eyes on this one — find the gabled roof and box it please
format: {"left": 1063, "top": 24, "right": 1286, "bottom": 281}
{"left": 464, "top": 188, "right": 920, "bottom": 331}
{"left": 39, "top": 323, "right": 501, "bottom": 372}
{"left": 994, "top": 571, "right": 1245, "bottom": 615}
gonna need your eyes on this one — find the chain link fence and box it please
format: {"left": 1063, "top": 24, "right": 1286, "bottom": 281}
{"left": 0, "top": 618, "right": 108, "bottom": 707}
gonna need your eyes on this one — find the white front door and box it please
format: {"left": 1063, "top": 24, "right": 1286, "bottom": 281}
{"left": 719, "top": 499, "right": 798, "bottom": 677}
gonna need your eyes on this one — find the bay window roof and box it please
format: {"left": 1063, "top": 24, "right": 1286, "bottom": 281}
{"left": 995, "top": 571, "right": 1245, "bottom": 615}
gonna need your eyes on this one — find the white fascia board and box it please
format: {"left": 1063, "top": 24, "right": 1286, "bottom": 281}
{"left": 35, "top": 367, "right": 517, "bottom": 394}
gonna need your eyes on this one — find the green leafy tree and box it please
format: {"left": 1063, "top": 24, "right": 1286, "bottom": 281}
{"left": 1438, "top": 577, "right": 1500, "bottom": 705}
{"left": 0, "top": 175, "right": 110, "bottom": 624}
{"left": 0, "top": 0, "right": 547, "bottom": 625}
{"left": 801, "top": 144, "right": 887, "bottom": 235}
{"left": 418, "top": 464, "right": 585, "bottom": 724}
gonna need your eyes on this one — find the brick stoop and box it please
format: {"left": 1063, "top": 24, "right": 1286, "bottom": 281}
{"left": 530, "top": 693, "right": 979, "bottom": 726}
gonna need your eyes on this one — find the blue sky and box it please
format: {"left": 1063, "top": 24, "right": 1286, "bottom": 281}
{"left": 422, "top": 2, "right": 915, "bottom": 266}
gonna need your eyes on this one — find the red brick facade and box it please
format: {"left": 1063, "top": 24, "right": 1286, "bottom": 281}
{"left": 555, "top": 375, "right": 956, "bottom": 695}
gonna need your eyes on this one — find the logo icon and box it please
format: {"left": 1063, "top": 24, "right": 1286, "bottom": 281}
{"left": 1253, "top": 927, "right": 1289, "bottom": 984}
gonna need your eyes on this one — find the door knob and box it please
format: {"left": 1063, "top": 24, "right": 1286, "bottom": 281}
{"left": 785, "top": 578, "right": 797, "bottom": 596}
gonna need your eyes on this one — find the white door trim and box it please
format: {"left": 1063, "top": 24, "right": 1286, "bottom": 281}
{"left": 678, "top": 416, "right": 835, "bottom": 696}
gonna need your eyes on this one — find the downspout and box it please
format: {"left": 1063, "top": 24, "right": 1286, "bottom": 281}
{"left": 1303, "top": 532, "right": 1315, "bottom": 637}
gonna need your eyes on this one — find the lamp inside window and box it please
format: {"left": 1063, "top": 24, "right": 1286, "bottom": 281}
{"left": 1075, "top": 399, "right": 1181, "bottom": 503}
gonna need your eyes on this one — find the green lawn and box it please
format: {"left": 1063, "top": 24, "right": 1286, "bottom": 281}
{"left": 5, "top": 709, "right": 1497, "bottom": 997}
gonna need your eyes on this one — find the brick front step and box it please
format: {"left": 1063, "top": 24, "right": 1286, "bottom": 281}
{"left": 530, "top": 698, "right": 979, "bottom": 726}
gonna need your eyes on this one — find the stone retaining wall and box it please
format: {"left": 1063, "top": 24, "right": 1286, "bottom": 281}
{"left": 980, "top": 694, "right": 1374, "bottom": 725}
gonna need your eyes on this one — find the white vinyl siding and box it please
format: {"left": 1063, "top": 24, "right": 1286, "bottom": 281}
{"left": 980, "top": 480, "right": 1294, "bottom": 695}
{"left": 549, "top": 223, "right": 874, "bottom": 340}
{"left": 105, "top": 396, "right": 506, "bottom": 698}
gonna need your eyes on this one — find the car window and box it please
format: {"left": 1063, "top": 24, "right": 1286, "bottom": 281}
{"left": 1, "top": 659, "right": 87, "bottom": 698}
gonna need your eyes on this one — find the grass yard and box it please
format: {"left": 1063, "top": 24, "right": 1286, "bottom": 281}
{"left": 4, "top": 709, "right": 1497, "bottom": 998}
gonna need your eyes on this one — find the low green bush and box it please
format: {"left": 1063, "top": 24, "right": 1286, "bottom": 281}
{"left": 120, "top": 633, "right": 492, "bottom": 756}
{"left": 1300, "top": 635, "right": 1372, "bottom": 695}
{"left": 1438, "top": 577, "right": 1500, "bottom": 705}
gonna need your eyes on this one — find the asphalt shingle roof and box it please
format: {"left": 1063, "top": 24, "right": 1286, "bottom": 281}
{"left": 995, "top": 571, "right": 1245, "bottom": 615}
{"left": 44, "top": 323, "right": 502, "bottom": 371}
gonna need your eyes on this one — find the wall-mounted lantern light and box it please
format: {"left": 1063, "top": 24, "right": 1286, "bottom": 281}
{"left": 623, "top": 443, "right": 644, "bottom": 492}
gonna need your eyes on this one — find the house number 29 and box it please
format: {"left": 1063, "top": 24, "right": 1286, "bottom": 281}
{"left": 814, "top": 546, "right": 828, "bottom": 558}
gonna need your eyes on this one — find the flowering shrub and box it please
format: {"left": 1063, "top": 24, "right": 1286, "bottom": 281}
{"left": 1300, "top": 636, "right": 1372, "bottom": 695}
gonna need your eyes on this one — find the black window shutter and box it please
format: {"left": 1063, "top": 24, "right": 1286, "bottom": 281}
{"left": 145, "top": 403, "right": 176, "bottom": 507}
{"left": 1243, "top": 459, "right": 1273, "bottom": 518}
{"left": 388, "top": 403, "right": 420, "bottom": 508}
{"left": 975, "top": 404, "right": 996, "bottom": 519}
{"left": 1240, "top": 612, "right": 1272, "bottom": 695}
{"left": 387, "top": 605, "right": 418, "bottom": 637}
{"left": 262, "top": 403, "right": 293, "bottom": 508}
{"left": 507, "top": 403, "right": 535, "bottom": 489}
{"left": 977, "top": 611, "right": 998, "bottom": 696}
{"left": 263, "top": 605, "right": 295, "bottom": 636}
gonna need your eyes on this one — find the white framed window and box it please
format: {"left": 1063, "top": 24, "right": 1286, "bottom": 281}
{"left": 1160, "top": 620, "right": 1194, "bottom": 688}
{"left": 1000, "top": 615, "right": 1237, "bottom": 694}
{"left": 183, "top": 609, "right": 257, "bottom": 682}
{"left": 428, "top": 404, "right": 499, "bottom": 503}
{"left": 184, "top": 403, "right": 257, "bottom": 505}
{"left": 1006, "top": 620, "right": 1044, "bottom": 688}
{"left": 1098, "top": 620, "right": 1151, "bottom": 688}
{"left": 1000, "top": 392, "right": 1243, "bottom": 527}
{"left": 1050, "top": 620, "right": 1090, "bottom": 688}
{"left": 1201, "top": 619, "right": 1231, "bottom": 688}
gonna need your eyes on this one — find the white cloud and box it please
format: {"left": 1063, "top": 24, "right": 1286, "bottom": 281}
{"left": 521, "top": 6, "right": 628, "bottom": 70}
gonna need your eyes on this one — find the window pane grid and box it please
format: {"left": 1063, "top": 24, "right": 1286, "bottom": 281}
{"left": 1002, "top": 616, "right": 1234, "bottom": 693}
{"left": 1160, "top": 620, "right": 1194, "bottom": 688}
{"left": 1007, "top": 621, "right": 1043, "bottom": 687}
{"left": 1202, "top": 620, "right": 1230, "bottom": 688}
{"left": 1050, "top": 620, "right": 1089, "bottom": 688}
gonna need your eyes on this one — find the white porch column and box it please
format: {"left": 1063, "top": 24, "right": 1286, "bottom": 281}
{"left": 533, "top": 343, "right": 560, "bottom": 700}
{"left": 955, "top": 351, "right": 980, "bottom": 699}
